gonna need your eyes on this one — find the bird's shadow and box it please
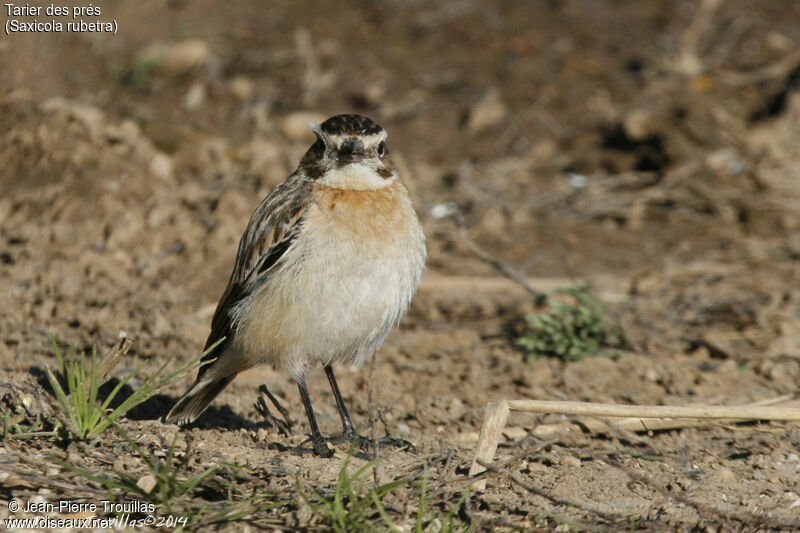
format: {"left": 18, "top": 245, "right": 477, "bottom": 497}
{"left": 27, "top": 366, "right": 398, "bottom": 457}
{"left": 28, "top": 366, "right": 259, "bottom": 431}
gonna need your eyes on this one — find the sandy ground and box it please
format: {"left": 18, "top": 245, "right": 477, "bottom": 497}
{"left": 2, "top": 0, "right": 800, "bottom": 530}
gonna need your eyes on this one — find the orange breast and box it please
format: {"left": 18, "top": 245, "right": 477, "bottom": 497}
{"left": 310, "top": 181, "right": 416, "bottom": 241}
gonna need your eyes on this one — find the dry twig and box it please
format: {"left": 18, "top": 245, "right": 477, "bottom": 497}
{"left": 720, "top": 47, "right": 800, "bottom": 86}
{"left": 503, "top": 399, "right": 800, "bottom": 420}
{"left": 471, "top": 396, "right": 800, "bottom": 486}
{"left": 96, "top": 332, "right": 134, "bottom": 384}
{"left": 452, "top": 214, "right": 546, "bottom": 305}
{"left": 475, "top": 458, "right": 621, "bottom": 526}
{"left": 675, "top": 0, "right": 726, "bottom": 76}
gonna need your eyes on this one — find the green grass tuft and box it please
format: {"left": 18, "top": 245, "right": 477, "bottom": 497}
{"left": 1, "top": 413, "right": 62, "bottom": 440}
{"left": 304, "top": 454, "right": 403, "bottom": 532}
{"left": 517, "top": 285, "right": 626, "bottom": 361}
{"left": 304, "top": 454, "right": 474, "bottom": 532}
{"left": 45, "top": 338, "right": 203, "bottom": 442}
{"left": 52, "top": 420, "right": 287, "bottom": 528}
{"left": 124, "top": 54, "right": 163, "bottom": 89}
{"left": 51, "top": 421, "right": 218, "bottom": 513}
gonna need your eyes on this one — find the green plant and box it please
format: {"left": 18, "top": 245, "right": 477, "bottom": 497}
{"left": 192, "top": 491, "right": 288, "bottom": 529}
{"left": 304, "top": 455, "right": 473, "bottom": 532}
{"left": 52, "top": 420, "right": 288, "bottom": 528}
{"left": 517, "top": 286, "right": 625, "bottom": 361}
{"left": 413, "top": 464, "right": 473, "bottom": 533}
{"left": 52, "top": 421, "right": 218, "bottom": 516}
{"left": 46, "top": 339, "right": 204, "bottom": 441}
{"left": 1, "top": 413, "right": 62, "bottom": 440}
{"left": 304, "top": 454, "right": 404, "bottom": 532}
{"left": 125, "top": 54, "right": 163, "bottom": 89}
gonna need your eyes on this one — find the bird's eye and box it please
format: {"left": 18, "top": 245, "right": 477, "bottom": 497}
{"left": 377, "top": 141, "right": 386, "bottom": 157}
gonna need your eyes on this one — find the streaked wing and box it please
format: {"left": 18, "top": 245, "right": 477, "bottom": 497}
{"left": 198, "top": 174, "right": 312, "bottom": 377}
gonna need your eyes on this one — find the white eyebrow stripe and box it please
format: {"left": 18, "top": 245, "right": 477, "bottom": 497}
{"left": 326, "top": 130, "right": 387, "bottom": 148}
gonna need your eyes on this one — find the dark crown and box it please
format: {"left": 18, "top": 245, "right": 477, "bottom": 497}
{"left": 320, "top": 114, "right": 384, "bottom": 136}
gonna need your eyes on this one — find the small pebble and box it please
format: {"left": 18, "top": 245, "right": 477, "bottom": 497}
{"left": 136, "top": 474, "right": 157, "bottom": 494}
{"left": 560, "top": 455, "right": 581, "bottom": 467}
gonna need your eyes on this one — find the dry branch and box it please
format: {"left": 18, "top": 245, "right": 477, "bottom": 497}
{"left": 476, "top": 458, "right": 621, "bottom": 526}
{"left": 97, "top": 332, "right": 134, "bottom": 383}
{"left": 470, "top": 396, "right": 800, "bottom": 489}
{"left": 534, "top": 395, "right": 797, "bottom": 436}
{"left": 469, "top": 401, "right": 509, "bottom": 490}
{"left": 675, "top": 0, "right": 725, "bottom": 76}
{"left": 456, "top": 224, "right": 545, "bottom": 304}
{"left": 720, "top": 47, "right": 800, "bottom": 86}
{"left": 504, "top": 399, "right": 800, "bottom": 420}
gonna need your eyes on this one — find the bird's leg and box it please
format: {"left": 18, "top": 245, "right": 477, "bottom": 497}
{"left": 296, "top": 378, "right": 334, "bottom": 457}
{"left": 324, "top": 364, "right": 416, "bottom": 453}
{"left": 324, "top": 364, "right": 357, "bottom": 442}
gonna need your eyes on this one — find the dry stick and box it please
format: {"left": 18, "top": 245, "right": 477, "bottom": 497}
{"left": 475, "top": 458, "right": 622, "bottom": 526}
{"left": 455, "top": 220, "right": 546, "bottom": 305}
{"left": 11, "top": 453, "right": 113, "bottom": 497}
{"left": 533, "top": 395, "right": 798, "bottom": 437}
{"left": 6, "top": 466, "right": 110, "bottom": 498}
{"left": 432, "top": 439, "right": 555, "bottom": 499}
{"left": 427, "top": 443, "right": 554, "bottom": 532}
{"left": 613, "top": 394, "right": 795, "bottom": 433}
{"left": 471, "top": 397, "right": 800, "bottom": 488}
{"left": 470, "top": 401, "right": 510, "bottom": 490}
{"left": 676, "top": 0, "right": 725, "bottom": 76}
{"left": 605, "top": 455, "right": 800, "bottom": 530}
{"left": 97, "top": 333, "right": 134, "bottom": 384}
{"left": 432, "top": 440, "right": 576, "bottom": 530}
{"left": 504, "top": 399, "right": 800, "bottom": 420}
{"left": 720, "top": 47, "right": 800, "bottom": 85}
{"left": 596, "top": 416, "right": 662, "bottom": 456}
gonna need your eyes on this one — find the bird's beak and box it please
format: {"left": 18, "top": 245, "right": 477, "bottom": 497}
{"left": 338, "top": 139, "right": 365, "bottom": 162}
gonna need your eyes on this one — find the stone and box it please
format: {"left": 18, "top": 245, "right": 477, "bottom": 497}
{"left": 162, "top": 40, "right": 211, "bottom": 75}
{"left": 467, "top": 88, "right": 508, "bottom": 134}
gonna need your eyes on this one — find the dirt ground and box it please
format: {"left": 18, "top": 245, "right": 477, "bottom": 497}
{"left": 2, "top": 0, "right": 800, "bottom": 530}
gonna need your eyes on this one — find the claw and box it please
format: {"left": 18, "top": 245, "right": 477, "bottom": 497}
{"left": 311, "top": 436, "right": 335, "bottom": 458}
{"left": 377, "top": 435, "right": 416, "bottom": 452}
{"left": 327, "top": 431, "right": 416, "bottom": 454}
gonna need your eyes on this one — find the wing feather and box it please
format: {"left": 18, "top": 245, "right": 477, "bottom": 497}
{"left": 197, "top": 174, "right": 312, "bottom": 377}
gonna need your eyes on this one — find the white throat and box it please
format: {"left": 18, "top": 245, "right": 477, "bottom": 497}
{"left": 318, "top": 162, "right": 396, "bottom": 191}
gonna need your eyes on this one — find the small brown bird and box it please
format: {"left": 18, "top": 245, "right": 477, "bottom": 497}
{"left": 165, "top": 114, "right": 426, "bottom": 456}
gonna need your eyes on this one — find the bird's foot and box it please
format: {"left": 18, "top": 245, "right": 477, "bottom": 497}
{"left": 309, "top": 434, "right": 335, "bottom": 458}
{"left": 300, "top": 431, "right": 415, "bottom": 458}
{"left": 375, "top": 435, "right": 417, "bottom": 452}
{"left": 329, "top": 429, "right": 417, "bottom": 454}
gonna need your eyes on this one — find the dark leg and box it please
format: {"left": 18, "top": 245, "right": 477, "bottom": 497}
{"left": 324, "top": 364, "right": 415, "bottom": 454}
{"left": 296, "top": 378, "right": 333, "bottom": 457}
{"left": 324, "top": 364, "right": 356, "bottom": 440}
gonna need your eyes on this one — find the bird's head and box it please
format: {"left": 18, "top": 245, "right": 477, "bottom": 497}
{"left": 299, "top": 114, "right": 397, "bottom": 190}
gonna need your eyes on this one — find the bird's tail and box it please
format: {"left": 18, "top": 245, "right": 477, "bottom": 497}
{"left": 164, "top": 375, "right": 235, "bottom": 425}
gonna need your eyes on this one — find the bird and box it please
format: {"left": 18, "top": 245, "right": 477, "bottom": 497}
{"left": 165, "top": 114, "right": 426, "bottom": 457}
